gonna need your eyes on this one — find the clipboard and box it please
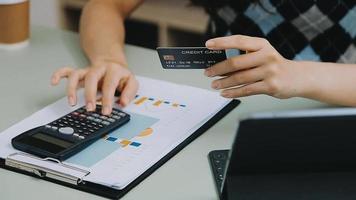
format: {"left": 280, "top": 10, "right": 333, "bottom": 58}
{"left": 0, "top": 100, "right": 240, "bottom": 199}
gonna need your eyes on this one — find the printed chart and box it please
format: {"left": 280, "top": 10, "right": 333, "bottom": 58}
{"left": 65, "top": 94, "right": 188, "bottom": 167}
{"left": 66, "top": 112, "right": 159, "bottom": 167}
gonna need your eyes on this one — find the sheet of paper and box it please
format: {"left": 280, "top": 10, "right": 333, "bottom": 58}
{"left": 0, "top": 76, "right": 232, "bottom": 189}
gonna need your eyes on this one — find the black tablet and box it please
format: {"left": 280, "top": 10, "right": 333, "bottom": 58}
{"left": 217, "top": 108, "right": 356, "bottom": 200}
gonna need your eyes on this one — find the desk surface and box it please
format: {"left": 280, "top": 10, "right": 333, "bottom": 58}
{"left": 0, "top": 27, "right": 327, "bottom": 200}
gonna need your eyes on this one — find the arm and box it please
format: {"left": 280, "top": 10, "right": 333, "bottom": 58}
{"left": 293, "top": 61, "right": 356, "bottom": 106}
{"left": 52, "top": 0, "right": 144, "bottom": 115}
{"left": 80, "top": 0, "right": 143, "bottom": 66}
{"left": 205, "top": 35, "right": 356, "bottom": 106}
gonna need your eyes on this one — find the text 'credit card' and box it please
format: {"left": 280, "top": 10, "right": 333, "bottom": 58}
{"left": 157, "top": 47, "right": 227, "bottom": 69}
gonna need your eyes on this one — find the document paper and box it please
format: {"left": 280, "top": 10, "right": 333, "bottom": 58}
{"left": 0, "top": 76, "right": 232, "bottom": 190}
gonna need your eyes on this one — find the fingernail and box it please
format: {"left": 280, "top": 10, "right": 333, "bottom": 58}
{"left": 86, "top": 102, "right": 94, "bottom": 111}
{"left": 221, "top": 91, "right": 229, "bottom": 97}
{"left": 204, "top": 69, "right": 211, "bottom": 77}
{"left": 103, "top": 105, "right": 111, "bottom": 115}
{"left": 212, "top": 82, "right": 219, "bottom": 89}
{"left": 68, "top": 96, "right": 75, "bottom": 106}
{"left": 120, "top": 98, "right": 128, "bottom": 107}
{"left": 205, "top": 40, "right": 215, "bottom": 48}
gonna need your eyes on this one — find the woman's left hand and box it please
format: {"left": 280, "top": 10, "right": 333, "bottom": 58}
{"left": 205, "top": 35, "right": 306, "bottom": 99}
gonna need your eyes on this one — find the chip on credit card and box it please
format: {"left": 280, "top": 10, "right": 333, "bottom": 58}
{"left": 157, "top": 47, "right": 227, "bottom": 69}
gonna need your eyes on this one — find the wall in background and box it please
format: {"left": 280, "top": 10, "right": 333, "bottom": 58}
{"left": 30, "top": 0, "right": 60, "bottom": 28}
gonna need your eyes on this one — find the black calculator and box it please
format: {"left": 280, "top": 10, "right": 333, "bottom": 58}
{"left": 12, "top": 105, "right": 130, "bottom": 161}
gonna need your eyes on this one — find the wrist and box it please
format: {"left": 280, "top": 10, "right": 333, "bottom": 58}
{"left": 91, "top": 57, "right": 128, "bottom": 68}
{"left": 288, "top": 60, "right": 318, "bottom": 98}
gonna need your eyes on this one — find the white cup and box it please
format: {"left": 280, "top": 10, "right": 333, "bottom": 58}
{"left": 0, "top": 0, "right": 30, "bottom": 50}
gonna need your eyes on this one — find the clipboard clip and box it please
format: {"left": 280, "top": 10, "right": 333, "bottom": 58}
{"left": 5, "top": 152, "right": 90, "bottom": 185}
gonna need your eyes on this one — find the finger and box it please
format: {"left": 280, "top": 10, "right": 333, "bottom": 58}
{"left": 51, "top": 67, "right": 73, "bottom": 85}
{"left": 206, "top": 35, "right": 267, "bottom": 52}
{"left": 221, "top": 81, "right": 268, "bottom": 98}
{"left": 101, "top": 71, "right": 121, "bottom": 115}
{"left": 84, "top": 68, "right": 105, "bottom": 111}
{"left": 205, "top": 51, "right": 265, "bottom": 77}
{"left": 119, "top": 76, "right": 139, "bottom": 107}
{"left": 67, "top": 69, "right": 87, "bottom": 106}
{"left": 212, "top": 67, "right": 265, "bottom": 90}
{"left": 117, "top": 76, "right": 129, "bottom": 92}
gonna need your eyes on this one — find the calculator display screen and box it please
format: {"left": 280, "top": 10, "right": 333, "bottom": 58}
{"left": 33, "top": 133, "right": 73, "bottom": 148}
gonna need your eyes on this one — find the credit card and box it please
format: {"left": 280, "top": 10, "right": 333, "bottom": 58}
{"left": 157, "top": 47, "right": 227, "bottom": 69}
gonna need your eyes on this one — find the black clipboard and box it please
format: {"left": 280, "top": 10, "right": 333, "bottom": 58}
{"left": 0, "top": 100, "right": 240, "bottom": 199}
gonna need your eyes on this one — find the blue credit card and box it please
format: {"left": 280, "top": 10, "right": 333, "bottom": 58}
{"left": 157, "top": 47, "right": 228, "bottom": 69}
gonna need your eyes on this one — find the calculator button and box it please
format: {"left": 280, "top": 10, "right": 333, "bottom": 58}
{"left": 94, "top": 118, "right": 102, "bottom": 123}
{"left": 92, "top": 113, "right": 100, "bottom": 118}
{"left": 89, "top": 129, "right": 95, "bottom": 133}
{"left": 80, "top": 114, "right": 86, "bottom": 118}
{"left": 72, "top": 112, "right": 79, "bottom": 116}
{"left": 51, "top": 126, "right": 58, "bottom": 130}
{"left": 107, "top": 118, "right": 115, "bottom": 123}
{"left": 73, "top": 133, "right": 79, "bottom": 137}
{"left": 100, "top": 116, "right": 108, "bottom": 120}
{"left": 78, "top": 136, "right": 85, "bottom": 140}
{"left": 45, "top": 125, "right": 51, "bottom": 129}
{"left": 112, "top": 115, "right": 121, "bottom": 120}
{"left": 101, "top": 121, "right": 110, "bottom": 126}
{"left": 87, "top": 116, "right": 95, "bottom": 121}
{"left": 118, "top": 113, "right": 126, "bottom": 117}
{"left": 59, "top": 127, "right": 74, "bottom": 135}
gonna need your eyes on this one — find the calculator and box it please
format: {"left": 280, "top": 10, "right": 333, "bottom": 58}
{"left": 12, "top": 105, "right": 130, "bottom": 161}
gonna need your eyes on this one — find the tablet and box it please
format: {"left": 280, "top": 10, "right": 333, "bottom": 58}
{"left": 229, "top": 107, "right": 356, "bottom": 175}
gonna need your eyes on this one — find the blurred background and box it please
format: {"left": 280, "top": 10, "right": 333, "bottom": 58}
{"left": 31, "top": 0, "right": 209, "bottom": 49}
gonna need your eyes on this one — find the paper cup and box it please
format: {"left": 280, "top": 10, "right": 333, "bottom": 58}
{"left": 0, "top": 0, "right": 30, "bottom": 50}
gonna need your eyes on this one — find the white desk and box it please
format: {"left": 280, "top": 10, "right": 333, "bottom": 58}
{"left": 0, "top": 27, "right": 327, "bottom": 200}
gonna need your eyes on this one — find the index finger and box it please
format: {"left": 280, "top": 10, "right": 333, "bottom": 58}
{"left": 205, "top": 35, "right": 267, "bottom": 52}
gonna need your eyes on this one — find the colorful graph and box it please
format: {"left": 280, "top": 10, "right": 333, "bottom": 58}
{"left": 131, "top": 95, "right": 187, "bottom": 108}
{"left": 102, "top": 127, "right": 153, "bottom": 148}
{"left": 65, "top": 112, "right": 159, "bottom": 167}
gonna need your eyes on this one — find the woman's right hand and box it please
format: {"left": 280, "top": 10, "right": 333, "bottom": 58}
{"left": 51, "top": 60, "right": 139, "bottom": 115}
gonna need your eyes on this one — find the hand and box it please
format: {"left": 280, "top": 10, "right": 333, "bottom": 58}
{"left": 51, "top": 60, "right": 139, "bottom": 115}
{"left": 204, "top": 35, "right": 305, "bottom": 99}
